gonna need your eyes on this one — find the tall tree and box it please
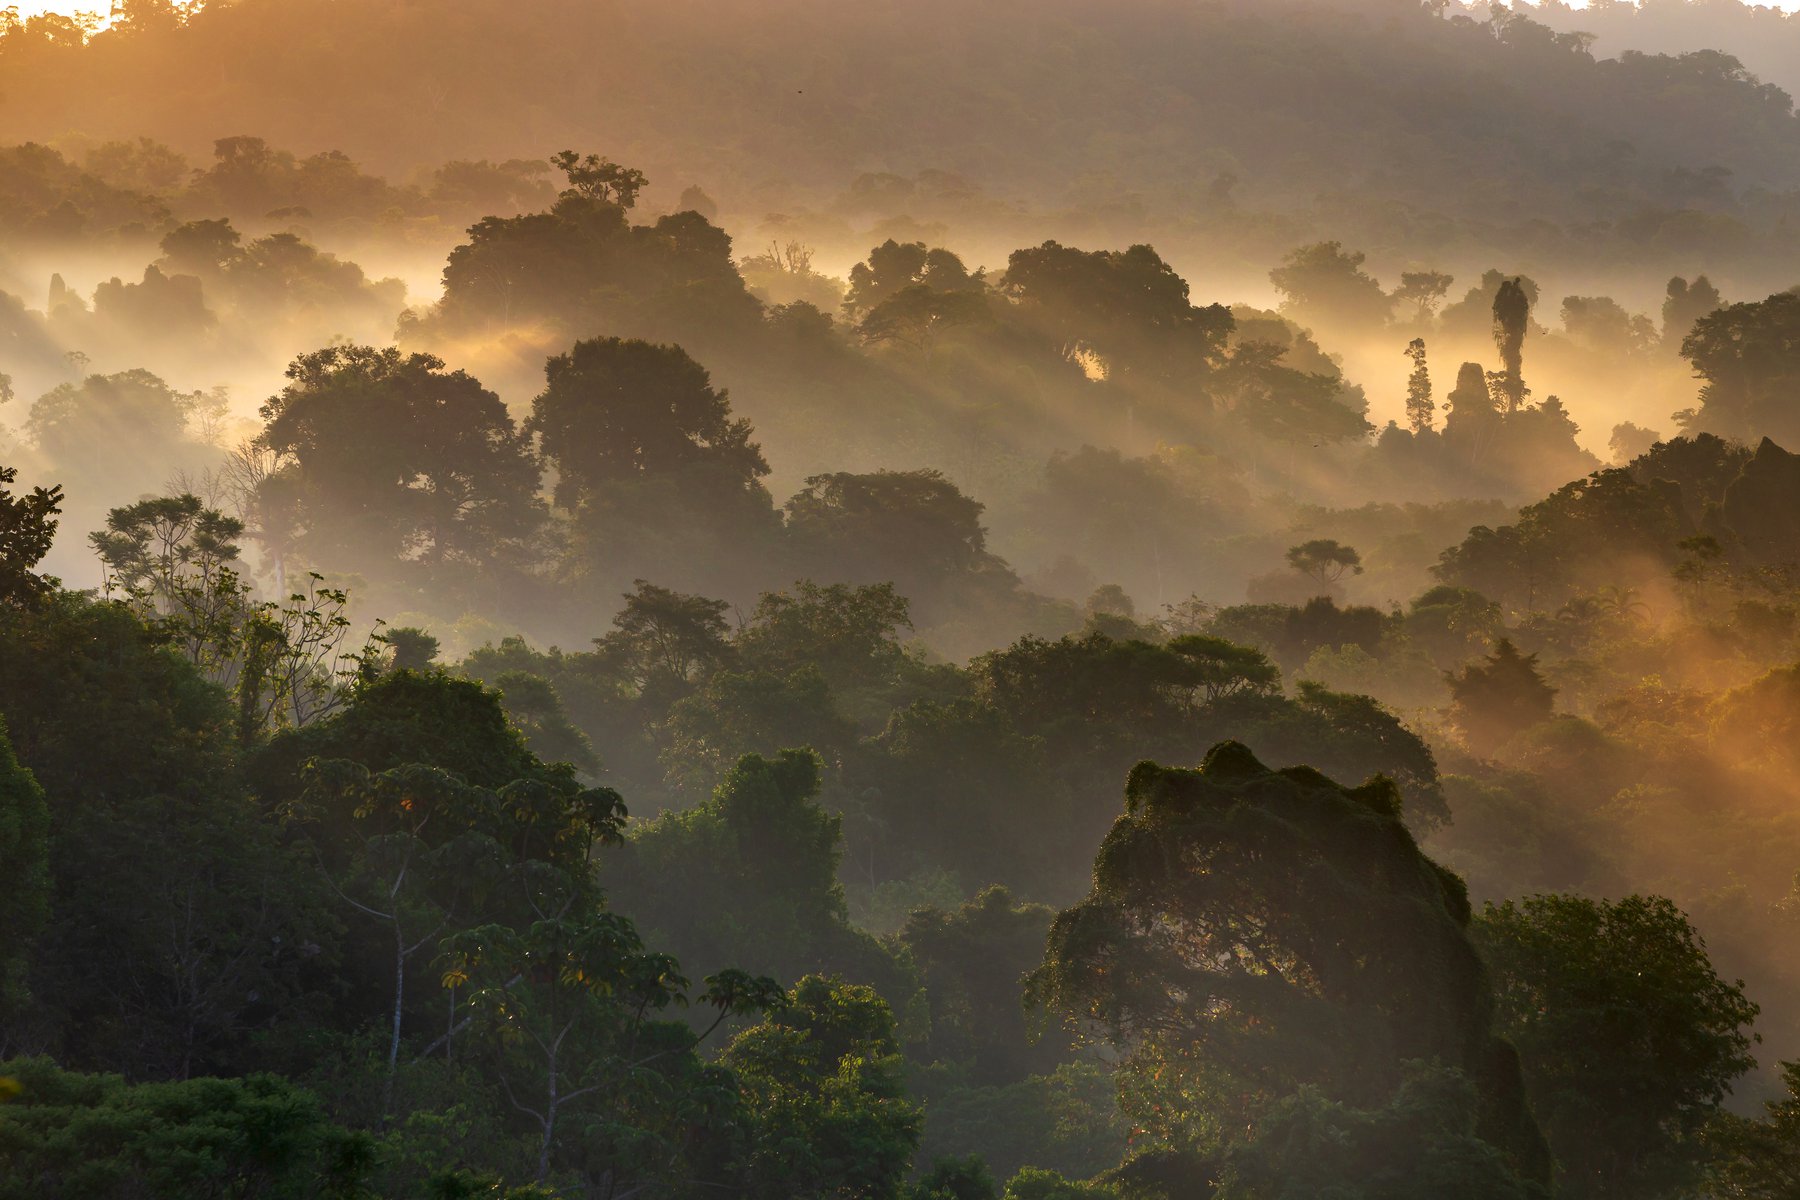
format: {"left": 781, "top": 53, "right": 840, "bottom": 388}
{"left": 257, "top": 346, "right": 544, "bottom": 574}
{"left": 1491, "top": 278, "right": 1531, "bottom": 413}
{"left": 1474, "top": 894, "right": 1758, "bottom": 1200}
{"left": 1027, "top": 741, "right": 1548, "bottom": 1180}
{"left": 1404, "top": 337, "right": 1434, "bottom": 433}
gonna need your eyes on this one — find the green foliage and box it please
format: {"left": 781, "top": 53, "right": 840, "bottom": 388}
{"left": 0, "top": 1058, "right": 374, "bottom": 1200}
{"left": 785, "top": 469, "right": 1006, "bottom": 615}
{"left": 385, "top": 626, "right": 441, "bottom": 671}
{"left": 489, "top": 670, "right": 597, "bottom": 773}
{"left": 0, "top": 591, "right": 331, "bottom": 1077}
{"left": 592, "top": 577, "right": 735, "bottom": 694}
{"left": 441, "top": 913, "right": 778, "bottom": 1188}
{"left": 914, "top": 1063, "right": 1130, "bottom": 1186}
{"left": 1215, "top": 1065, "right": 1538, "bottom": 1200}
{"left": 254, "top": 670, "right": 555, "bottom": 796}
{"left": 736, "top": 580, "right": 938, "bottom": 725}
{"left": 0, "top": 463, "right": 60, "bottom": 607}
{"left": 1004, "top": 1167, "right": 1121, "bottom": 1200}
{"left": 724, "top": 975, "right": 923, "bottom": 1200}
{"left": 1027, "top": 742, "right": 1547, "bottom": 1179}
{"left": 0, "top": 718, "right": 48, "bottom": 1021}
{"left": 1706, "top": 1058, "right": 1800, "bottom": 1199}
{"left": 900, "top": 887, "right": 1066, "bottom": 1084}
{"left": 1474, "top": 894, "right": 1760, "bottom": 1200}
{"left": 911, "top": 1155, "right": 999, "bottom": 1200}
{"left": 614, "top": 750, "right": 903, "bottom": 993}
{"left": 662, "top": 666, "right": 858, "bottom": 793}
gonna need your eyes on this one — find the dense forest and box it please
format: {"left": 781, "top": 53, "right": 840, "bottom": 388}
{"left": 11, "top": 0, "right": 1800, "bottom": 1197}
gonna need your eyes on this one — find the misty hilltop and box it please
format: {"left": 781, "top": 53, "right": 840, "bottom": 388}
{"left": 5, "top": 0, "right": 1800, "bottom": 278}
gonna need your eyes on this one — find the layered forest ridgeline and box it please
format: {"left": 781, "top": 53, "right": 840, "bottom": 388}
{"left": 13, "top": 1, "right": 1800, "bottom": 1198}
{"left": 6, "top": 0, "right": 1800, "bottom": 288}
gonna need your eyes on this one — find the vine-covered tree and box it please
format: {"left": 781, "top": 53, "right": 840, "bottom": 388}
{"left": 1027, "top": 742, "right": 1549, "bottom": 1180}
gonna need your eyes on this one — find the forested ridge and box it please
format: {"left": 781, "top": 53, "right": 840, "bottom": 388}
{"left": 12, "top": 0, "right": 1800, "bottom": 1197}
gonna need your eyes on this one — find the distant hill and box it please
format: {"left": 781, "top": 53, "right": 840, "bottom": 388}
{"left": 4, "top": 0, "right": 1800, "bottom": 279}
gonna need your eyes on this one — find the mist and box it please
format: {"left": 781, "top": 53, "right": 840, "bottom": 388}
{"left": 9, "top": 1, "right": 1800, "bottom": 1197}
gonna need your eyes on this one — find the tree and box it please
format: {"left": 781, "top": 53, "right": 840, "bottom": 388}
{"left": 1492, "top": 278, "right": 1532, "bottom": 413}
{"left": 0, "top": 718, "right": 49, "bottom": 1026}
{"left": 1268, "top": 242, "right": 1392, "bottom": 328}
{"left": 289, "top": 758, "right": 626, "bottom": 1100}
{"left": 612, "top": 750, "right": 897, "bottom": 990}
{"left": 1445, "top": 361, "right": 1496, "bottom": 421}
{"left": 1285, "top": 538, "right": 1363, "bottom": 592}
{"left": 428, "top": 165, "right": 759, "bottom": 345}
{"left": 845, "top": 239, "right": 981, "bottom": 316}
{"left": 736, "top": 581, "right": 925, "bottom": 722}
{"left": 591, "top": 579, "right": 734, "bottom": 694}
{"left": 1707, "top": 1059, "right": 1800, "bottom": 1199}
{"left": 1404, "top": 337, "right": 1434, "bottom": 433}
{"left": 859, "top": 283, "right": 990, "bottom": 361}
{"left": 1026, "top": 742, "right": 1548, "bottom": 1179}
{"left": 1212, "top": 341, "right": 1373, "bottom": 448}
{"left": 1680, "top": 291, "right": 1800, "bottom": 442}
{"left": 1394, "top": 270, "right": 1454, "bottom": 323}
{"left": 257, "top": 345, "right": 544, "bottom": 573}
{"left": 0, "top": 1059, "right": 374, "bottom": 1199}
{"left": 1448, "top": 639, "right": 1556, "bottom": 756}
{"left": 0, "top": 465, "right": 61, "bottom": 608}
{"left": 785, "top": 470, "right": 1006, "bottom": 614}
{"left": 1217, "top": 1066, "right": 1536, "bottom": 1200}
{"left": 441, "top": 914, "right": 779, "bottom": 1187}
{"left": 1474, "top": 894, "right": 1759, "bottom": 1200}
{"left": 899, "top": 887, "right": 1067, "bottom": 1084}
{"left": 527, "top": 337, "right": 773, "bottom": 548}
{"left": 723, "top": 975, "right": 923, "bottom": 1200}
{"left": 88, "top": 498, "right": 383, "bottom": 741}
{"left": 1000, "top": 241, "right": 1233, "bottom": 385}
{"left": 91, "top": 493, "right": 248, "bottom": 676}
{"left": 1662, "top": 274, "right": 1722, "bottom": 347}
{"left": 385, "top": 626, "right": 441, "bottom": 672}
{"left": 25, "top": 369, "right": 196, "bottom": 495}
{"left": 548, "top": 150, "right": 646, "bottom": 209}
{"left": 660, "top": 667, "right": 859, "bottom": 795}
{"left": 911, "top": 1156, "right": 999, "bottom": 1200}
{"left": 0, "top": 591, "right": 326, "bottom": 1079}
{"left": 1608, "top": 421, "right": 1661, "bottom": 466}
{"left": 488, "top": 672, "right": 597, "bottom": 774}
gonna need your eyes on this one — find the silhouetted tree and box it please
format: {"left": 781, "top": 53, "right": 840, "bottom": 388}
{"left": 1492, "top": 278, "right": 1531, "bottom": 413}
{"left": 1448, "top": 639, "right": 1555, "bottom": 755}
{"left": 1404, "top": 337, "right": 1434, "bottom": 433}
